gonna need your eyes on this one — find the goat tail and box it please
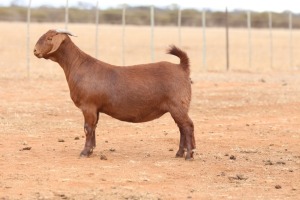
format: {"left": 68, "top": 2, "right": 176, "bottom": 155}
{"left": 167, "top": 45, "right": 190, "bottom": 72}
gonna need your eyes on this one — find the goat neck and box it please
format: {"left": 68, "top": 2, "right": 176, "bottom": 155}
{"left": 50, "top": 37, "right": 87, "bottom": 80}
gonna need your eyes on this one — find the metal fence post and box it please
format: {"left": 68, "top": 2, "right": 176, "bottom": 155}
{"left": 150, "top": 5, "right": 155, "bottom": 62}
{"left": 269, "top": 12, "right": 273, "bottom": 69}
{"left": 26, "top": 0, "right": 31, "bottom": 78}
{"left": 178, "top": 7, "right": 182, "bottom": 47}
{"left": 95, "top": 0, "right": 99, "bottom": 59}
{"left": 202, "top": 9, "right": 206, "bottom": 71}
{"left": 122, "top": 4, "right": 126, "bottom": 66}
{"left": 65, "top": 0, "right": 69, "bottom": 30}
{"left": 225, "top": 7, "right": 230, "bottom": 71}
{"left": 247, "top": 10, "right": 252, "bottom": 69}
{"left": 289, "top": 11, "right": 293, "bottom": 70}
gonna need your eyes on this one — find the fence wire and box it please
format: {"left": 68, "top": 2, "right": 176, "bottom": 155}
{"left": 21, "top": 3, "right": 297, "bottom": 77}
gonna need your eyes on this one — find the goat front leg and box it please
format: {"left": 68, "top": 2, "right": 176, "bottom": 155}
{"left": 80, "top": 110, "right": 99, "bottom": 157}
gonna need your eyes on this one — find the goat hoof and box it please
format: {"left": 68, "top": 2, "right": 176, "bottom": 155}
{"left": 80, "top": 149, "right": 93, "bottom": 157}
{"left": 185, "top": 151, "right": 194, "bottom": 161}
{"left": 185, "top": 157, "right": 194, "bottom": 161}
{"left": 175, "top": 151, "right": 185, "bottom": 158}
{"left": 175, "top": 153, "right": 184, "bottom": 158}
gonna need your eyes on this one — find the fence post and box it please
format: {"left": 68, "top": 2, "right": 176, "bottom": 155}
{"left": 95, "top": 0, "right": 99, "bottom": 59}
{"left": 178, "top": 7, "right": 182, "bottom": 47}
{"left": 150, "top": 5, "right": 155, "bottom": 62}
{"left": 65, "top": 0, "right": 69, "bottom": 30}
{"left": 225, "top": 7, "right": 230, "bottom": 71}
{"left": 289, "top": 11, "right": 293, "bottom": 70}
{"left": 269, "top": 11, "right": 273, "bottom": 69}
{"left": 202, "top": 9, "right": 206, "bottom": 71}
{"left": 122, "top": 4, "right": 126, "bottom": 66}
{"left": 247, "top": 10, "right": 252, "bottom": 69}
{"left": 26, "top": 0, "right": 31, "bottom": 78}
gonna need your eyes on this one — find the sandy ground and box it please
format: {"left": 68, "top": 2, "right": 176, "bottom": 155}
{"left": 0, "top": 72, "right": 299, "bottom": 199}
{"left": 0, "top": 21, "right": 299, "bottom": 200}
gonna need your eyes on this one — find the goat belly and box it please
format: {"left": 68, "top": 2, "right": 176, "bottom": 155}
{"left": 107, "top": 111, "right": 167, "bottom": 123}
{"left": 101, "top": 102, "right": 167, "bottom": 123}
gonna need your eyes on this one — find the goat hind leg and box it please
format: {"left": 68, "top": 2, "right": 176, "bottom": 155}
{"left": 172, "top": 112, "right": 195, "bottom": 160}
{"left": 181, "top": 122, "right": 195, "bottom": 160}
{"left": 175, "top": 127, "right": 186, "bottom": 158}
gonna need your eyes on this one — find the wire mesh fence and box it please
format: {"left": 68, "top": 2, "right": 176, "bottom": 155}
{"left": 1, "top": 1, "right": 299, "bottom": 78}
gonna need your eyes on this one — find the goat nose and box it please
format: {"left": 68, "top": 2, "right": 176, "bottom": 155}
{"left": 33, "top": 49, "right": 39, "bottom": 56}
{"left": 33, "top": 48, "right": 41, "bottom": 57}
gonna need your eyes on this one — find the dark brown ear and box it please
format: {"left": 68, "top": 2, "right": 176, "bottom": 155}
{"left": 47, "top": 34, "right": 66, "bottom": 55}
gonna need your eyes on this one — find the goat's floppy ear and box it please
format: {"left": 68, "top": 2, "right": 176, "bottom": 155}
{"left": 47, "top": 34, "right": 66, "bottom": 55}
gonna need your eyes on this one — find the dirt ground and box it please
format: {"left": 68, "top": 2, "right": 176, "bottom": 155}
{"left": 0, "top": 72, "right": 299, "bottom": 200}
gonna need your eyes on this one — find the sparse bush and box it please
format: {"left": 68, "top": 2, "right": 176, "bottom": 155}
{"left": 0, "top": 5, "right": 299, "bottom": 28}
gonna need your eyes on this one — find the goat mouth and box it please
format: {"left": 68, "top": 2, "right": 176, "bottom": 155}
{"left": 34, "top": 52, "right": 43, "bottom": 58}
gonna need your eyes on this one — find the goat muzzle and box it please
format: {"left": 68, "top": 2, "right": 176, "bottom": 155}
{"left": 33, "top": 48, "right": 42, "bottom": 58}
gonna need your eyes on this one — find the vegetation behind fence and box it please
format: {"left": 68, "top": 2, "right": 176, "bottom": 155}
{"left": 1, "top": 5, "right": 300, "bottom": 28}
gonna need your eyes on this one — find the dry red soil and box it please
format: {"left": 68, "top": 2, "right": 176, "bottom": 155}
{"left": 0, "top": 72, "right": 299, "bottom": 199}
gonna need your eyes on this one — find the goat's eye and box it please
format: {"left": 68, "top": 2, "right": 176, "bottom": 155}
{"left": 47, "top": 37, "right": 52, "bottom": 41}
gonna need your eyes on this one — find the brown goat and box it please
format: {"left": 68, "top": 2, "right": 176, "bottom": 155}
{"left": 34, "top": 29, "right": 195, "bottom": 160}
